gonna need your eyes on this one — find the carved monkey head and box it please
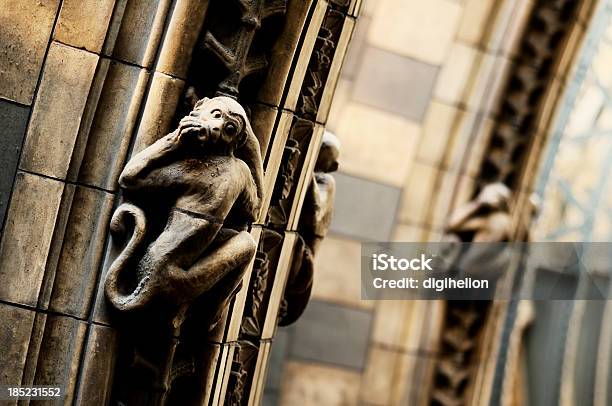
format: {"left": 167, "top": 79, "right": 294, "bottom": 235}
{"left": 192, "top": 96, "right": 265, "bottom": 207}
{"left": 315, "top": 131, "right": 340, "bottom": 173}
{"left": 476, "top": 182, "right": 511, "bottom": 212}
{"left": 446, "top": 182, "right": 512, "bottom": 236}
{"left": 191, "top": 96, "right": 250, "bottom": 150}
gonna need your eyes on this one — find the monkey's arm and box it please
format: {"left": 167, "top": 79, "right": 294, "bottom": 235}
{"left": 120, "top": 115, "right": 209, "bottom": 190}
{"left": 238, "top": 175, "right": 260, "bottom": 223}
{"left": 119, "top": 131, "right": 183, "bottom": 190}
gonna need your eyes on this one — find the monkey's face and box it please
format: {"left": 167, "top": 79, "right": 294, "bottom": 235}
{"left": 190, "top": 98, "right": 247, "bottom": 149}
{"left": 315, "top": 131, "right": 340, "bottom": 173}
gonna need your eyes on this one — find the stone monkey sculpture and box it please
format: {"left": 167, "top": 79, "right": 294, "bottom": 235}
{"left": 430, "top": 183, "right": 514, "bottom": 405}
{"left": 446, "top": 182, "right": 512, "bottom": 243}
{"left": 105, "top": 96, "right": 264, "bottom": 313}
{"left": 442, "top": 182, "right": 513, "bottom": 284}
{"left": 279, "top": 131, "right": 340, "bottom": 326}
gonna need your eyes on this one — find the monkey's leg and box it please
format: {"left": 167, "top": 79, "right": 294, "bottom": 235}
{"left": 167, "top": 230, "right": 256, "bottom": 300}
{"left": 133, "top": 211, "right": 221, "bottom": 307}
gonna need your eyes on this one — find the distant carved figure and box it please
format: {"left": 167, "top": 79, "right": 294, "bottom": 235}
{"left": 446, "top": 182, "right": 512, "bottom": 242}
{"left": 442, "top": 182, "right": 513, "bottom": 280}
{"left": 431, "top": 183, "right": 513, "bottom": 405}
{"left": 279, "top": 131, "right": 340, "bottom": 326}
{"left": 105, "top": 96, "right": 264, "bottom": 312}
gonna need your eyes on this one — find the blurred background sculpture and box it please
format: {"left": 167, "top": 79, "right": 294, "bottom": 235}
{"left": 279, "top": 131, "right": 340, "bottom": 326}
{"left": 446, "top": 182, "right": 512, "bottom": 243}
{"left": 431, "top": 182, "right": 513, "bottom": 406}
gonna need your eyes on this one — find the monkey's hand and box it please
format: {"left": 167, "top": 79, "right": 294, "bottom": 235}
{"left": 177, "top": 116, "right": 208, "bottom": 144}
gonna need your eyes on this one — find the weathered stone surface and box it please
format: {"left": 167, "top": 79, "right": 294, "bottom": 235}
{"left": 54, "top": 0, "right": 115, "bottom": 53}
{"left": 19, "top": 313, "right": 47, "bottom": 389}
{"left": 75, "top": 60, "right": 149, "bottom": 190}
{"left": 360, "top": 346, "right": 411, "bottom": 404}
{"left": 335, "top": 102, "right": 419, "bottom": 187}
{"left": 48, "top": 186, "right": 115, "bottom": 318}
{"left": 430, "top": 169, "right": 460, "bottom": 229}
{"left": 340, "top": 15, "right": 369, "bottom": 80}
{"left": 330, "top": 172, "right": 400, "bottom": 241}
{"left": 0, "top": 303, "right": 36, "bottom": 386}
{"left": 20, "top": 42, "right": 98, "bottom": 179}
{"left": 368, "top": 0, "right": 462, "bottom": 65}
{"left": 393, "top": 223, "right": 428, "bottom": 242}
{"left": 132, "top": 72, "right": 184, "bottom": 153}
{"left": 325, "top": 78, "right": 350, "bottom": 132}
{"left": 0, "top": 172, "right": 64, "bottom": 307}
{"left": 311, "top": 236, "right": 371, "bottom": 309}
{"left": 434, "top": 43, "right": 482, "bottom": 106}
{"left": 398, "top": 162, "right": 440, "bottom": 225}
{"left": 250, "top": 103, "right": 279, "bottom": 159}
{"left": 74, "top": 324, "right": 119, "bottom": 405}
{"left": 415, "top": 101, "right": 465, "bottom": 168}
{"left": 108, "top": 0, "right": 170, "bottom": 67}
{"left": 257, "top": 0, "right": 315, "bottom": 106}
{"left": 279, "top": 361, "right": 360, "bottom": 406}
{"left": 352, "top": 46, "right": 438, "bottom": 122}
{"left": 156, "top": 0, "right": 210, "bottom": 78}
{"left": 371, "top": 301, "right": 420, "bottom": 351}
{"left": 33, "top": 315, "right": 87, "bottom": 405}
{"left": 0, "top": 0, "right": 60, "bottom": 104}
{"left": 457, "top": 0, "right": 496, "bottom": 46}
{"left": 289, "top": 300, "right": 372, "bottom": 369}
{"left": 0, "top": 100, "right": 29, "bottom": 226}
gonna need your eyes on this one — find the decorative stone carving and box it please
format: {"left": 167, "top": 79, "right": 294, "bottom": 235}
{"left": 445, "top": 182, "right": 512, "bottom": 243}
{"left": 185, "top": 0, "right": 289, "bottom": 103}
{"left": 105, "top": 96, "right": 264, "bottom": 313}
{"left": 267, "top": 118, "right": 313, "bottom": 228}
{"left": 297, "top": 8, "right": 347, "bottom": 120}
{"left": 479, "top": 0, "right": 579, "bottom": 188}
{"left": 298, "top": 26, "right": 336, "bottom": 119}
{"left": 241, "top": 228, "right": 284, "bottom": 338}
{"left": 279, "top": 131, "right": 340, "bottom": 326}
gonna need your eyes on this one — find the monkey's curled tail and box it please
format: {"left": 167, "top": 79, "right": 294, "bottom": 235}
{"left": 104, "top": 203, "right": 153, "bottom": 312}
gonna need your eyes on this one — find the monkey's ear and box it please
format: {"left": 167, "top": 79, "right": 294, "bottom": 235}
{"left": 194, "top": 97, "right": 210, "bottom": 110}
{"left": 236, "top": 129, "right": 248, "bottom": 148}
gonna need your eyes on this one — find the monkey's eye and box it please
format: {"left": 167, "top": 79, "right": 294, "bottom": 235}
{"left": 212, "top": 110, "right": 222, "bottom": 119}
{"left": 224, "top": 122, "right": 238, "bottom": 136}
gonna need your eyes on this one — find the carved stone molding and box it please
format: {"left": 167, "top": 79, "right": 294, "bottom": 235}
{"left": 478, "top": 0, "right": 580, "bottom": 190}
{"left": 280, "top": 131, "right": 340, "bottom": 325}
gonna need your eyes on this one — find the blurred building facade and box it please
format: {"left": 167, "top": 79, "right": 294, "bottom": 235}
{"left": 264, "top": 0, "right": 611, "bottom": 405}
